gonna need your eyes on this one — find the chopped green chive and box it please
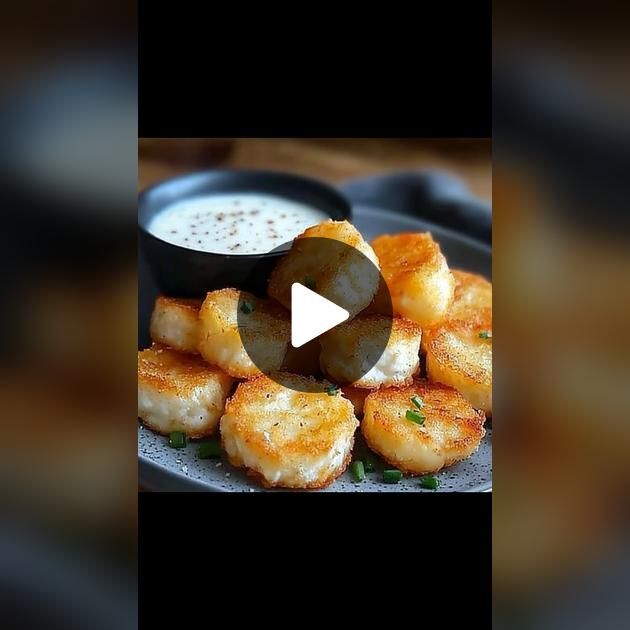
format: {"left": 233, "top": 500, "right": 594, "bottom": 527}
{"left": 326, "top": 385, "right": 340, "bottom": 396}
{"left": 168, "top": 431, "right": 187, "bottom": 448}
{"left": 363, "top": 453, "right": 377, "bottom": 473}
{"left": 240, "top": 301, "right": 255, "bottom": 314}
{"left": 479, "top": 330, "right": 492, "bottom": 339}
{"left": 411, "top": 395, "right": 424, "bottom": 410}
{"left": 197, "top": 440, "right": 222, "bottom": 459}
{"left": 383, "top": 469, "right": 402, "bottom": 484}
{"left": 419, "top": 475, "right": 440, "bottom": 490}
{"left": 406, "top": 409, "right": 425, "bottom": 425}
{"left": 304, "top": 276, "right": 316, "bottom": 290}
{"left": 351, "top": 460, "right": 365, "bottom": 482}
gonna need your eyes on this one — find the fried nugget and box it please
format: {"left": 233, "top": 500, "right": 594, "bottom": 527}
{"left": 267, "top": 220, "right": 380, "bottom": 319}
{"left": 150, "top": 296, "right": 202, "bottom": 353}
{"left": 138, "top": 344, "right": 234, "bottom": 438}
{"left": 362, "top": 380, "right": 485, "bottom": 474}
{"left": 197, "top": 288, "right": 290, "bottom": 379}
{"left": 371, "top": 233, "right": 455, "bottom": 327}
{"left": 220, "top": 373, "right": 358, "bottom": 489}
{"left": 424, "top": 319, "right": 492, "bottom": 414}
{"left": 420, "top": 270, "right": 492, "bottom": 355}
{"left": 319, "top": 315, "right": 422, "bottom": 388}
{"left": 449, "top": 269, "right": 492, "bottom": 322}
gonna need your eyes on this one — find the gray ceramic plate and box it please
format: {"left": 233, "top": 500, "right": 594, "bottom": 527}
{"left": 139, "top": 205, "right": 492, "bottom": 492}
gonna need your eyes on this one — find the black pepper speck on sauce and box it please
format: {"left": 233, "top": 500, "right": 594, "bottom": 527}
{"left": 149, "top": 193, "right": 328, "bottom": 254}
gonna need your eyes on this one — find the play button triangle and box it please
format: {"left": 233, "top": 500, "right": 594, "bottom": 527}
{"left": 290, "top": 283, "right": 349, "bottom": 348}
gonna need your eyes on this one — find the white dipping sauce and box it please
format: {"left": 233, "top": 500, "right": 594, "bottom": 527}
{"left": 148, "top": 193, "right": 330, "bottom": 254}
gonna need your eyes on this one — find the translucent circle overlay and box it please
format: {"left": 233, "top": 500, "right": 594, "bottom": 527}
{"left": 237, "top": 237, "right": 393, "bottom": 392}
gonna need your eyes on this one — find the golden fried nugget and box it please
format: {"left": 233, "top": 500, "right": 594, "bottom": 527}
{"left": 150, "top": 296, "right": 202, "bottom": 353}
{"left": 424, "top": 319, "right": 492, "bottom": 414}
{"left": 138, "top": 344, "right": 234, "bottom": 438}
{"left": 319, "top": 315, "right": 421, "bottom": 388}
{"left": 449, "top": 269, "right": 492, "bottom": 322}
{"left": 220, "top": 373, "right": 358, "bottom": 489}
{"left": 371, "top": 233, "right": 454, "bottom": 327}
{"left": 197, "top": 288, "right": 290, "bottom": 379}
{"left": 420, "top": 269, "right": 491, "bottom": 355}
{"left": 267, "top": 220, "right": 380, "bottom": 319}
{"left": 362, "top": 380, "right": 485, "bottom": 474}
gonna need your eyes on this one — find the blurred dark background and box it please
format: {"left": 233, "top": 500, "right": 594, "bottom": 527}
{"left": 492, "top": 4, "right": 630, "bottom": 629}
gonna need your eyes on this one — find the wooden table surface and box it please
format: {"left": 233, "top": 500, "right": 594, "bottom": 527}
{"left": 139, "top": 138, "right": 491, "bottom": 202}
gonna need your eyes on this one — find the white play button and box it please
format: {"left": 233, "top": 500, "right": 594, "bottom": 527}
{"left": 290, "top": 283, "right": 349, "bottom": 348}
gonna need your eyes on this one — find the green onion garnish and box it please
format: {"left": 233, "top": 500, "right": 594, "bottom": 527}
{"left": 168, "top": 431, "right": 187, "bottom": 448}
{"left": 240, "top": 301, "right": 255, "bottom": 314}
{"left": 304, "top": 276, "right": 316, "bottom": 290}
{"left": 419, "top": 475, "right": 440, "bottom": 490}
{"left": 479, "top": 330, "right": 492, "bottom": 339}
{"left": 363, "top": 453, "right": 377, "bottom": 473}
{"left": 197, "top": 440, "right": 222, "bottom": 459}
{"left": 411, "top": 395, "right": 424, "bottom": 410}
{"left": 406, "top": 409, "right": 425, "bottom": 425}
{"left": 383, "top": 469, "right": 402, "bottom": 484}
{"left": 326, "top": 385, "right": 340, "bottom": 396}
{"left": 351, "top": 460, "right": 365, "bottom": 482}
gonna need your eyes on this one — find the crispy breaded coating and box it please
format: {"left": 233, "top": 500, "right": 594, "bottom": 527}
{"left": 371, "top": 233, "right": 455, "bottom": 327}
{"left": 220, "top": 373, "right": 358, "bottom": 488}
{"left": 319, "top": 315, "right": 422, "bottom": 388}
{"left": 197, "top": 288, "right": 290, "bottom": 379}
{"left": 138, "top": 344, "right": 234, "bottom": 438}
{"left": 267, "top": 220, "right": 380, "bottom": 319}
{"left": 362, "top": 380, "right": 485, "bottom": 474}
{"left": 449, "top": 269, "right": 492, "bottom": 322}
{"left": 420, "top": 269, "right": 491, "bottom": 356}
{"left": 150, "top": 296, "right": 202, "bottom": 353}
{"left": 424, "top": 318, "right": 492, "bottom": 414}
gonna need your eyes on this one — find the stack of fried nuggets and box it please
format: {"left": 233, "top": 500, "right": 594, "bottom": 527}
{"left": 138, "top": 220, "right": 492, "bottom": 488}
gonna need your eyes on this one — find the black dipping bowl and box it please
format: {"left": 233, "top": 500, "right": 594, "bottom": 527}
{"left": 138, "top": 170, "right": 352, "bottom": 297}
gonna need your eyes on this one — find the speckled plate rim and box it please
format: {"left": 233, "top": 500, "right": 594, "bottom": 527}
{"left": 139, "top": 204, "right": 492, "bottom": 493}
{"left": 138, "top": 451, "right": 492, "bottom": 492}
